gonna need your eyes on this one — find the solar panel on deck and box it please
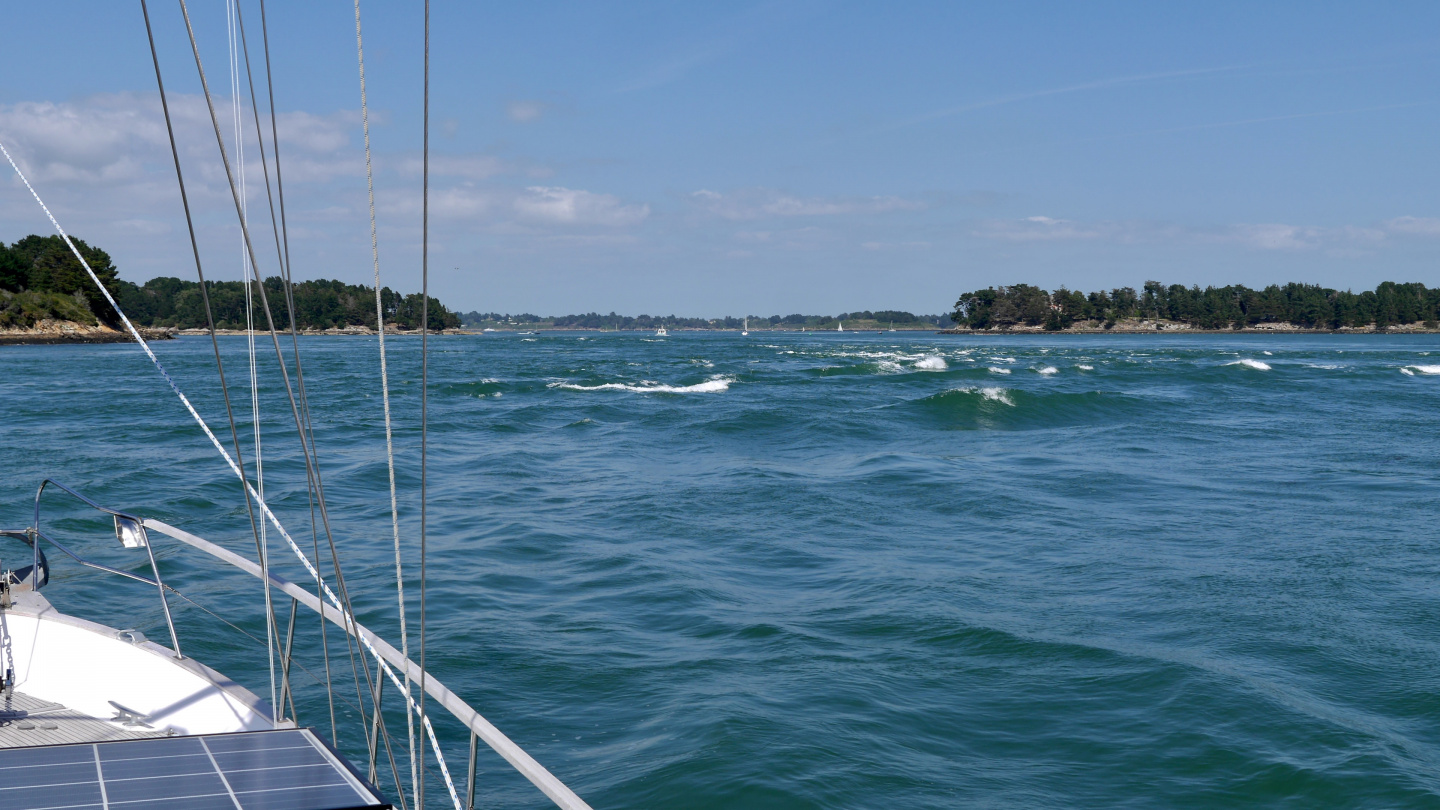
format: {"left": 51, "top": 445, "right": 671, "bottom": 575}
{"left": 0, "top": 728, "right": 389, "bottom": 810}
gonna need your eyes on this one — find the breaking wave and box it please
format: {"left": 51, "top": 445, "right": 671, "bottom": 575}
{"left": 1404, "top": 364, "right": 1440, "bottom": 375}
{"left": 915, "top": 356, "right": 948, "bottom": 371}
{"left": 1037, "top": 366, "right": 1059, "bottom": 376}
{"left": 549, "top": 375, "right": 735, "bottom": 394}
{"left": 1227, "top": 359, "right": 1272, "bottom": 371}
{"left": 1077, "top": 364, "right": 1094, "bottom": 371}
{"left": 988, "top": 367, "right": 1012, "bottom": 375}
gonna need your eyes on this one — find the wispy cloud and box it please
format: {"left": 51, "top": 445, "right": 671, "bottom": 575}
{"left": 515, "top": 186, "right": 650, "bottom": 227}
{"left": 692, "top": 187, "right": 923, "bottom": 220}
{"left": 885, "top": 65, "right": 1246, "bottom": 133}
{"left": 614, "top": 1, "right": 814, "bottom": 93}
{"left": 506, "top": 100, "right": 547, "bottom": 123}
{"left": 976, "top": 214, "right": 1433, "bottom": 251}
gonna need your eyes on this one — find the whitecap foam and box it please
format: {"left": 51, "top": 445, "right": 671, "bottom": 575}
{"left": 1227, "top": 359, "right": 1271, "bottom": 370}
{"left": 1405, "top": 364, "right": 1440, "bottom": 375}
{"left": 877, "top": 360, "right": 903, "bottom": 374}
{"left": 1263, "top": 351, "right": 1273, "bottom": 356}
{"left": 1037, "top": 366, "right": 1058, "bottom": 375}
{"left": 549, "top": 375, "right": 734, "bottom": 393}
{"left": 521, "top": 338, "right": 537, "bottom": 342}
{"left": 1077, "top": 364, "right": 1094, "bottom": 371}
{"left": 946, "top": 386, "right": 1015, "bottom": 406}
{"left": 915, "top": 356, "right": 948, "bottom": 371}
{"left": 987, "top": 367, "right": 1012, "bottom": 375}
{"left": 1306, "top": 363, "right": 1342, "bottom": 370}
{"left": 1401, "top": 368, "right": 1416, "bottom": 376}
{"left": 980, "top": 387, "right": 1014, "bottom": 405}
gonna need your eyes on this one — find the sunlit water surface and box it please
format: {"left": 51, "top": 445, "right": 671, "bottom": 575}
{"left": 3, "top": 332, "right": 1439, "bottom": 808}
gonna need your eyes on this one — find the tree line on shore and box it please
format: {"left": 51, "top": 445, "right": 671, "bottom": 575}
{"left": 953, "top": 281, "right": 1440, "bottom": 330}
{"left": 0, "top": 234, "right": 458, "bottom": 331}
{"left": 459, "top": 310, "right": 952, "bottom": 329}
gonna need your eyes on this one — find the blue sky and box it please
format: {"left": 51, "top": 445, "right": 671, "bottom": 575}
{"left": 1, "top": 2, "right": 1438, "bottom": 315}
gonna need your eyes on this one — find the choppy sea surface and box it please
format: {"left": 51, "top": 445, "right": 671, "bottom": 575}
{"left": 4, "top": 331, "right": 1440, "bottom": 809}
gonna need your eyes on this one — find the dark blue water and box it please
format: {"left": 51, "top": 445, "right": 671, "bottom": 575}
{"left": 4, "top": 332, "right": 1440, "bottom": 808}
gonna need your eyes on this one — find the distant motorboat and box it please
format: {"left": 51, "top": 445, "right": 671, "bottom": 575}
{"left": 482, "top": 327, "right": 497, "bottom": 332}
{"left": 656, "top": 326, "right": 668, "bottom": 336}
{"left": 517, "top": 331, "right": 537, "bottom": 335}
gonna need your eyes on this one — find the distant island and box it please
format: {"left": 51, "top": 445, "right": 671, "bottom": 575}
{"left": 948, "top": 282, "right": 1440, "bottom": 332}
{"left": 1, "top": 234, "right": 458, "bottom": 340}
{"left": 458, "top": 310, "right": 952, "bottom": 331}
{"left": 11, "top": 233, "right": 1440, "bottom": 341}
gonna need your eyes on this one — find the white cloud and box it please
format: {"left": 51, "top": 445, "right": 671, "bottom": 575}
{"left": 692, "top": 187, "right": 923, "bottom": 220}
{"left": 975, "top": 215, "right": 1412, "bottom": 251}
{"left": 398, "top": 154, "right": 507, "bottom": 180}
{"left": 506, "top": 101, "right": 546, "bottom": 123}
{"left": 1223, "top": 223, "right": 1324, "bottom": 250}
{"left": 514, "top": 186, "right": 649, "bottom": 227}
{"left": 1385, "top": 216, "right": 1440, "bottom": 235}
{"left": 113, "top": 218, "right": 171, "bottom": 236}
{"left": 975, "top": 215, "right": 1128, "bottom": 242}
{"left": 860, "top": 240, "right": 930, "bottom": 250}
{"left": 0, "top": 95, "right": 163, "bottom": 184}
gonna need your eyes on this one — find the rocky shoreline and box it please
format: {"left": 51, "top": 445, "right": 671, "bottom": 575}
{"left": 0, "top": 321, "right": 178, "bottom": 345}
{"left": 0, "top": 321, "right": 485, "bottom": 344}
{"left": 939, "top": 318, "right": 1440, "bottom": 335}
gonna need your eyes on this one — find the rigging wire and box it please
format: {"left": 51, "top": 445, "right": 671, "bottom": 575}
{"left": 174, "top": 0, "right": 392, "bottom": 764}
{"left": 418, "top": 0, "right": 431, "bottom": 806}
{"left": 138, "top": 0, "right": 280, "bottom": 727}
{"left": 234, "top": 0, "right": 342, "bottom": 745}
{"left": 179, "top": 1, "right": 456, "bottom": 805}
{"left": 231, "top": 0, "right": 411, "bottom": 795}
{"left": 225, "top": 0, "right": 279, "bottom": 727}
{"left": 0, "top": 119, "right": 464, "bottom": 810}
{"left": 351, "top": 2, "right": 423, "bottom": 807}
{"left": 187, "top": 0, "right": 402, "bottom": 798}
{"left": 174, "top": 1, "right": 454, "bottom": 804}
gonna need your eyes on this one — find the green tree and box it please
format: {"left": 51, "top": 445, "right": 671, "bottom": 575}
{"left": 9, "top": 234, "right": 121, "bottom": 325}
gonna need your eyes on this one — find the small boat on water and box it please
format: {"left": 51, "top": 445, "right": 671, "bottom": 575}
{"left": 837, "top": 321, "right": 844, "bottom": 332}
{"left": 742, "top": 318, "right": 749, "bottom": 336}
{"left": 656, "top": 326, "right": 668, "bottom": 336}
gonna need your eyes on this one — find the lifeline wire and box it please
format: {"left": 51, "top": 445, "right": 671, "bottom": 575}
{"left": 352, "top": 2, "right": 422, "bottom": 807}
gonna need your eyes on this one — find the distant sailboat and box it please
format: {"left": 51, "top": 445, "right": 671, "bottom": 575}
{"left": 889, "top": 322, "right": 896, "bottom": 332}
{"left": 742, "top": 318, "right": 749, "bottom": 336}
{"left": 837, "top": 321, "right": 843, "bottom": 332}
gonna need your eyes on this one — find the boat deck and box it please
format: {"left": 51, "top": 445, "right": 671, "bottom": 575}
{"left": 0, "top": 691, "right": 167, "bottom": 749}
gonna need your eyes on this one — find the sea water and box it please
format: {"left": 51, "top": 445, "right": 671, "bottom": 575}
{"left": 2, "top": 332, "right": 1439, "bottom": 808}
